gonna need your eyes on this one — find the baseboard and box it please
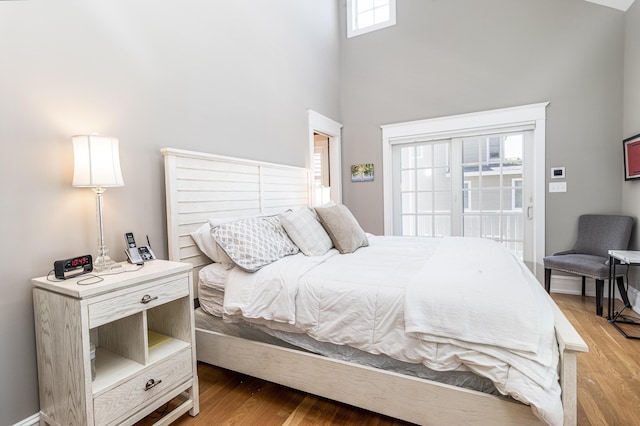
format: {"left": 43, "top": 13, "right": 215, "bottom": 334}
{"left": 627, "top": 284, "right": 640, "bottom": 313}
{"left": 549, "top": 275, "right": 598, "bottom": 296}
{"left": 550, "top": 275, "right": 640, "bottom": 314}
{"left": 12, "top": 413, "right": 39, "bottom": 426}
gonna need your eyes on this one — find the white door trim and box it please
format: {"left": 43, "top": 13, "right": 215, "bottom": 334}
{"left": 381, "top": 102, "right": 549, "bottom": 281}
{"left": 308, "top": 110, "right": 343, "bottom": 205}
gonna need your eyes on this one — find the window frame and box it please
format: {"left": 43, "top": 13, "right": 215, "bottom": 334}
{"left": 346, "top": 0, "right": 396, "bottom": 39}
{"left": 381, "top": 102, "right": 549, "bottom": 280}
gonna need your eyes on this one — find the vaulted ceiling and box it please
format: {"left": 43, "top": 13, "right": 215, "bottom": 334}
{"left": 585, "top": 0, "right": 635, "bottom": 11}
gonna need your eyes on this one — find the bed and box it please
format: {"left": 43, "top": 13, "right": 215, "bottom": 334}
{"left": 162, "top": 147, "right": 588, "bottom": 425}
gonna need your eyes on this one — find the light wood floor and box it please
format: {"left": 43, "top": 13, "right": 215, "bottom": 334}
{"left": 137, "top": 294, "right": 640, "bottom": 425}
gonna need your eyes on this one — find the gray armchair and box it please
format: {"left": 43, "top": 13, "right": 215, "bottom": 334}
{"left": 543, "top": 214, "right": 634, "bottom": 316}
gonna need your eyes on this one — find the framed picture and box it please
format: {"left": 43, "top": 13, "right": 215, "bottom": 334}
{"left": 351, "top": 163, "right": 374, "bottom": 182}
{"left": 623, "top": 133, "right": 640, "bottom": 181}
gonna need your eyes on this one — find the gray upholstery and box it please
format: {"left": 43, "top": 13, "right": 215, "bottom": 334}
{"left": 543, "top": 214, "right": 634, "bottom": 316}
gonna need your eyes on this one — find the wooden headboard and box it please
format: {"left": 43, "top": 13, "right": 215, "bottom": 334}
{"left": 162, "top": 148, "right": 310, "bottom": 294}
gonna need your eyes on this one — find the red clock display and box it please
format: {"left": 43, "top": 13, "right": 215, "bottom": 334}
{"left": 69, "top": 256, "right": 90, "bottom": 268}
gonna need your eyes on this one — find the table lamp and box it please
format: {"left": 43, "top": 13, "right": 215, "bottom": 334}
{"left": 72, "top": 135, "right": 125, "bottom": 272}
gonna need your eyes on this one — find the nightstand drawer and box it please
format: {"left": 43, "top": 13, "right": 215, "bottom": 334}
{"left": 93, "top": 348, "right": 192, "bottom": 426}
{"left": 89, "top": 276, "right": 189, "bottom": 328}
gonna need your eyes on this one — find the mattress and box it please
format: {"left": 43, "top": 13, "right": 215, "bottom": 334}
{"left": 196, "top": 261, "right": 501, "bottom": 395}
{"left": 194, "top": 307, "right": 502, "bottom": 395}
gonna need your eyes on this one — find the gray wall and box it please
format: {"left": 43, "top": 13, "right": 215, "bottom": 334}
{"left": 1, "top": 0, "right": 636, "bottom": 423}
{"left": 338, "top": 0, "right": 626, "bottom": 258}
{"left": 0, "top": 1, "right": 340, "bottom": 423}
{"left": 622, "top": 1, "right": 640, "bottom": 287}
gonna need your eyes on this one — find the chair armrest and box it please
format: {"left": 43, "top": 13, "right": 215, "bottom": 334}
{"left": 552, "top": 250, "right": 576, "bottom": 256}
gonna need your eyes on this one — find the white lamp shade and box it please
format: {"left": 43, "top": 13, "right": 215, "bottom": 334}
{"left": 72, "top": 135, "right": 125, "bottom": 187}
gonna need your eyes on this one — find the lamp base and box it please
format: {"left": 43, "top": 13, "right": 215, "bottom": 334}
{"left": 93, "top": 252, "right": 121, "bottom": 273}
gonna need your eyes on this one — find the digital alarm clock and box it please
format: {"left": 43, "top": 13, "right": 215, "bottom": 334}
{"left": 54, "top": 255, "right": 93, "bottom": 279}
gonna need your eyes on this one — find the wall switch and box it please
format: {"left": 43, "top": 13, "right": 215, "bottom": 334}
{"left": 549, "top": 182, "right": 567, "bottom": 193}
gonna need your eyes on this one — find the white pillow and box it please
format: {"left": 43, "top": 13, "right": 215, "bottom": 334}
{"left": 198, "top": 262, "right": 234, "bottom": 291}
{"left": 190, "top": 223, "right": 233, "bottom": 264}
{"left": 279, "top": 208, "right": 333, "bottom": 256}
{"left": 212, "top": 216, "right": 299, "bottom": 272}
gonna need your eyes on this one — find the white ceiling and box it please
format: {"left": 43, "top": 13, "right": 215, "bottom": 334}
{"left": 585, "top": 0, "right": 635, "bottom": 11}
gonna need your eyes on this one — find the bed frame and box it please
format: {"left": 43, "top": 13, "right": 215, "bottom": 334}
{"left": 162, "top": 147, "right": 588, "bottom": 425}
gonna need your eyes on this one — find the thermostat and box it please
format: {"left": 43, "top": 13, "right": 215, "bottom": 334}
{"left": 550, "top": 167, "right": 565, "bottom": 179}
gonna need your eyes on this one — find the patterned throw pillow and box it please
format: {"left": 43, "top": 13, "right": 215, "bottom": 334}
{"left": 211, "top": 216, "right": 299, "bottom": 272}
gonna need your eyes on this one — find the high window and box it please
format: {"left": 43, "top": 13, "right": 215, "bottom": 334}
{"left": 347, "top": 0, "right": 396, "bottom": 38}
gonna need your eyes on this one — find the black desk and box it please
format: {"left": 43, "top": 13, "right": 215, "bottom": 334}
{"left": 608, "top": 250, "right": 640, "bottom": 339}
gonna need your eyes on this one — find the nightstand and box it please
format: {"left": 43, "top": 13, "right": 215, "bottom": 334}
{"left": 32, "top": 260, "right": 199, "bottom": 426}
{"left": 608, "top": 250, "right": 640, "bottom": 339}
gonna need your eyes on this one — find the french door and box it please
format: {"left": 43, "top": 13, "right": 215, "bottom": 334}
{"left": 392, "top": 130, "right": 534, "bottom": 262}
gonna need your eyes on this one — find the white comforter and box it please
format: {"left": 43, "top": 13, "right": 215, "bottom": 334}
{"left": 223, "top": 236, "right": 562, "bottom": 426}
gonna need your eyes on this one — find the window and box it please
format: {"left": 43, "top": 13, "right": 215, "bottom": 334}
{"left": 347, "top": 0, "right": 396, "bottom": 38}
{"left": 512, "top": 178, "right": 523, "bottom": 210}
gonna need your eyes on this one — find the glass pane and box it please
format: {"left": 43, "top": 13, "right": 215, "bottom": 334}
{"left": 402, "top": 193, "right": 415, "bottom": 214}
{"left": 488, "top": 137, "right": 501, "bottom": 161}
{"left": 416, "top": 145, "right": 432, "bottom": 168}
{"left": 358, "top": 0, "right": 374, "bottom": 13}
{"left": 462, "top": 188, "right": 471, "bottom": 210}
{"left": 463, "top": 164, "right": 480, "bottom": 180}
{"left": 433, "top": 167, "right": 451, "bottom": 190}
{"left": 434, "top": 215, "right": 451, "bottom": 237}
{"left": 462, "top": 139, "right": 480, "bottom": 164}
{"left": 401, "top": 170, "right": 415, "bottom": 191}
{"left": 480, "top": 189, "right": 500, "bottom": 211}
{"left": 358, "top": 10, "right": 374, "bottom": 28}
{"left": 417, "top": 215, "right": 432, "bottom": 236}
{"left": 504, "top": 135, "right": 523, "bottom": 163}
{"left": 416, "top": 169, "right": 433, "bottom": 191}
{"left": 401, "top": 146, "right": 415, "bottom": 169}
{"left": 501, "top": 214, "right": 523, "bottom": 242}
{"left": 374, "top": 5, "right": 389, "bottom": 23}
{"left": 434, "top": 191, "right": 451, "bottom": 212}
{"left": 463, "top": 215, "right": 481, "bottom": 237}
{"left": 465, "top": 189, "right": 480, "bottom": 212}
{"left": 417, "top": 192, "right": 432, "bottom": 214}
{"left": 481, "top": 215, "right": 500, "bottom": 239}
{"left": 501, "top": 189, "right": 513, "bottom": 211}
{"left": 402, "top": 215, "right": 415, "bottom": 236}
{"left": 433, "top": 143, "right": 449, "bottom": 167}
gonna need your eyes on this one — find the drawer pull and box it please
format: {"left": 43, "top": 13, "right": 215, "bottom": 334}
{"left": 144, "top": 378, "right": 162, "bottom": 391}
{"left": 140, "top": 294, "right": 158, "bottom": 304}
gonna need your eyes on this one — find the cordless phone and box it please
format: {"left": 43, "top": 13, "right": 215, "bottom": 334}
{"left": 124, "top": 232, "right": 145, "bottom": 264}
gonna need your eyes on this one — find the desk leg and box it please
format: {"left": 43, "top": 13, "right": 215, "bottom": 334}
{"left": 608, "top": 256, "right": 614, "bottom": 320}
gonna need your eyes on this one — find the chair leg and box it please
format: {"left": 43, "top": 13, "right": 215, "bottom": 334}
{"left": 596, "top": 279, "right": 604, "bottom": 316}
{"left": 544, "top": 268, "right": 551, "bottom": 293}
{"left": 616, "top": 276, "right": 631, "bottom": 308}
{"left": 581, "top": 276, "right": 586, "bottom": 296}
